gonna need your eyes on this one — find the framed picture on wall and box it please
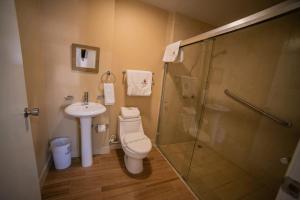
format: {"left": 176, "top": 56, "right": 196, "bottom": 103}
{"left": 71, "top": 43, "right": 100, "bottom": 73}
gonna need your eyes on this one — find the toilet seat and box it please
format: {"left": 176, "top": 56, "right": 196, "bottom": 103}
{"left": 123, "top": 133, "right": 152, "bottom": 154}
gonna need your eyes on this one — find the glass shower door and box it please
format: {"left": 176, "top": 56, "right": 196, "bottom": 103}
{"left": 157, "top": 40, "right": 213, "bottom": 178}
{"left": 186, "top": 10, "right": 300, "bottom": 200}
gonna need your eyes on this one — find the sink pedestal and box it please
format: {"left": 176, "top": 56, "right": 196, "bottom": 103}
{"left": 80, "top": 117, "right": 93, "bottom": 167}
{"left": 65, "top": 102, "right": 106, "bottom": 168}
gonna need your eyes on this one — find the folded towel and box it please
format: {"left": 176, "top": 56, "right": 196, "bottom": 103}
{"left": 162, "top": 41, "right": 182, "bottom": 62}
{"left": 126, "top": 70, "right": 152, "bottom": 96}
{"left": 121, "top": 107, "right": 140, "bottom": 119}
{"left": 104, "top": 83, "right": 115, "bottom": 105}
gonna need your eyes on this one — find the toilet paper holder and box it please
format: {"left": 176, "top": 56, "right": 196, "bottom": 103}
{"left": 94, "top": 124, "right": 107, "bottom": 133}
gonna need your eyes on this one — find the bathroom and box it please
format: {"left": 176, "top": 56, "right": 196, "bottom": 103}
{"left": 1, "top": 0, "right": 300, "bottom": 199}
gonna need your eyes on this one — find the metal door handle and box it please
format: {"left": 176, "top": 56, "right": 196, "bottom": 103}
{"left": 24, "top": 107, "right": 39, "bottom": 118}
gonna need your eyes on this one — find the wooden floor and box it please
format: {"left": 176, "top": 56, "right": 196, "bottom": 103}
{"left": 42, "top": 148, "right": 196, "bottom": 200}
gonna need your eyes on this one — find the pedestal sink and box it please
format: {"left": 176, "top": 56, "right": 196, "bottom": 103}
{"left": 65, "top": 102, "right": 106, "bottom": 167}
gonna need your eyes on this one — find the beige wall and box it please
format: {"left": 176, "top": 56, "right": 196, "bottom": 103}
{"left": 15, "top": 0, "right": 213, "bottom": 177}
{"left": 165, "top": 12, "right": 213, "bottom": 43}
{"left": 40, "top": 0, "right": 115, "bottom": 159}
{"left": 109, "top": 0, "right": 169, "bottom": 141}
{"left": 173, "top": 13, "right": 213, "bottom": 42}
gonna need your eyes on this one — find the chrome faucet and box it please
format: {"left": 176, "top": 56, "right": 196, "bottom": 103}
{"left": 83, "top": 91, "right": 89, "bottom": 105}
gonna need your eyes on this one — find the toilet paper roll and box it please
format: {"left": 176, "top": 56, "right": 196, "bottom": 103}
{"left": 97, "top": 124, "right": 106, "bottom": 133}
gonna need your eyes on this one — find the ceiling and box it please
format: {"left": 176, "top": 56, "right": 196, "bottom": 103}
{"left": 140, "top": 0, "right": 283, "bottom": 26}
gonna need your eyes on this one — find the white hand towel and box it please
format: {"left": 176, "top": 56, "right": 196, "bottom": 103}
{"left": 104, "top": 83, "right": 115, "bottom": 105}
{"left": 126, "top": 70, "right": 152, "bottom": 96}
{"left": 162, "top": 40, "right": 181, "bottom": 62}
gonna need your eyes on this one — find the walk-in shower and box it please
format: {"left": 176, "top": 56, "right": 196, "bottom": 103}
{"left": 157, "top": 1, "right": 300, "bottom": 199}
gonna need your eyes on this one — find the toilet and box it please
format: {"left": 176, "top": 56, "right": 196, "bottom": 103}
{"left": 118, "top": 107, "right": 152, "bottom": 174}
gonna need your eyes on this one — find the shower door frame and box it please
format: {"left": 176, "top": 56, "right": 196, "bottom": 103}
{"left": 156, "top": 39, "right": 214, "bottom": 179}
{"left": 156, "top": 0, "right": 300, "bottom": 199}
{"left": 181, "top": 0, "right": 300, "bottom": 47}
{"left": 157, "top": 0, "right": 300, "bottom": 139}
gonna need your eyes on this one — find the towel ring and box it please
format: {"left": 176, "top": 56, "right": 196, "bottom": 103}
{"left": 101, "top": 70, "right": 116, "bottom": 83}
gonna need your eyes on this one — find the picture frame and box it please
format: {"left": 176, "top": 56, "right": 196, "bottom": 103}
{"left": 71, "top": 43, "right": 100, "bottom": 73}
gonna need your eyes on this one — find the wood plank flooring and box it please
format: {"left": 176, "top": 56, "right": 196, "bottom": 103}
{"left": 42, "top": 148, "right": 196, "bottom": 200}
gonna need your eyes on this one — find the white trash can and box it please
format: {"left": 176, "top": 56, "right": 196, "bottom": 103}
{"left": 50, "top": 137, "right": 71, "bottom": 170}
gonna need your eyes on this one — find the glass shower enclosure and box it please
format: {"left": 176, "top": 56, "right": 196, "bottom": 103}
{"left": 157, "top": 6, "right": 300, "bottom": 200}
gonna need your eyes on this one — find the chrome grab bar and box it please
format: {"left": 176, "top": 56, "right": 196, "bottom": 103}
{"left": 224, "top": 89, "right": 292, "bottom": 128}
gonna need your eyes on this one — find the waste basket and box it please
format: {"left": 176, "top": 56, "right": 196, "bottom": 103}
{"left": 50, "top": 137, "right": 71, "bottom": 170}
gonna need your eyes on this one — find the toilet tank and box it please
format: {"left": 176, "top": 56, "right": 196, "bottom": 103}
{"left": 118, "top": 116, "right": 144, "bottom": 136}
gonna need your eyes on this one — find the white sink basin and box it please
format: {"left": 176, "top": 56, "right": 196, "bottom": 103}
{"left": 65, "top": 102, "right": 106, "bottom": 167}
{"left": 65, "top": 102, "right": 106, "bottom": 117}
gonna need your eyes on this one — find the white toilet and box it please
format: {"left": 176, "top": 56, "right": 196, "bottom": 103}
{"left": 118, "top": 107, "right": 152, "bottom": 174}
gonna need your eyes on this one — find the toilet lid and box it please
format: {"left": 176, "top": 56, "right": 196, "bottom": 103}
{"left": 121, "top": 107, "right": 140, "bottom": 119}
{"left": 124, "top": 133, "right": 152, "bottom": 154}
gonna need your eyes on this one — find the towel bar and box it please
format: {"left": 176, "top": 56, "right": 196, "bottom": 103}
{"left": 122, "top": 70, "right": 155, "bottom": 85}
{"left": 122, "top": 71, "right": 154, "bottom": 75}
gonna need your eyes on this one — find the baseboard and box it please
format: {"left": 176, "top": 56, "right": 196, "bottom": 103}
{"left": 39, "top": 155, "right": 51, "bottom": 187}
{"left": 110, "top": 143, "right": 121, "bottom": 150}
{"left": 94, "top": 145, "right": 111, "bottom": 154}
